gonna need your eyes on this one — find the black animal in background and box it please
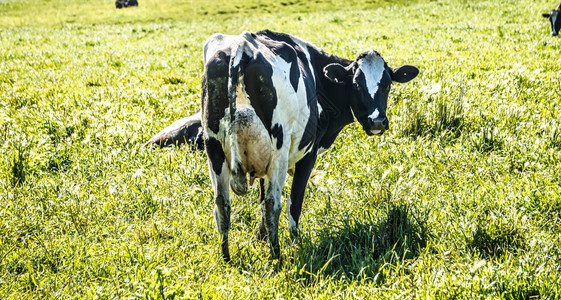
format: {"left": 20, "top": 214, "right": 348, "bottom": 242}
{"left": 543, "top": 3, "right": 561, "bottom": 36}
{"left": 144, "top": 111, "right": 204, "bottom": 150}
{"left": 116, "top": 0, "right": 138, "bottom": 9}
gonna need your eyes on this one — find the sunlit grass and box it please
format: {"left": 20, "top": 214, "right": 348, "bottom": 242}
{"left": 1, "top": 0, "right": 561, "bottom": 298}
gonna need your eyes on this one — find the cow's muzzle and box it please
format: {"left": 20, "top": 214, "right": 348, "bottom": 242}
{"left": 367, "top": 117, "right": 389, "bottom": 136}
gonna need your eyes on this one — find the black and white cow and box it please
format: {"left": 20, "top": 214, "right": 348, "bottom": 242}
{"left": 201, "top": 30, "right": 418, "bottom": 261}
{"left": 543, "top": 3, "right": 561, "bottom": 36}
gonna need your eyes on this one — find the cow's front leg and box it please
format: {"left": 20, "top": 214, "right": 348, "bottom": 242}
{"left": 288, "top": 150, "right": 317, "bottom": 240}
{"left": 205, "top": 138, "right": 231, "bottom": 262}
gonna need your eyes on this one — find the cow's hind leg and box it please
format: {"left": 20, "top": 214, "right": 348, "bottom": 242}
{"left": 205, "top": 137, "right": 231, "bottom": 262}
{"left": 257, "top": 179, "right": 268, "bottom": 241}
{"left": 203, "top": 50, "right": 233, "bottom": 261}
{"left": 261, "top": 159, "right": 288, "bottom": 259}
{"left": 261, "top": 179, "right": 282, "bottom": 259}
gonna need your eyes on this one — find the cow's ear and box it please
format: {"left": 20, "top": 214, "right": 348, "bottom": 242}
{"left": 324, "top": 63, "right": 349, "bottom": 84}
{"left": 391, "top": 65, "right": 419, "bottom": 83}
{"left": 543, "top": 13, "right": 552, "bottom": 18}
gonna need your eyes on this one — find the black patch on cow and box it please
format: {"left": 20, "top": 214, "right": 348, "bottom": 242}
{"left": 205, "top": 137, "right": 225, "bottom": 175}
{"left": 243, "top": 53, "right": 277, "bottom": 132}
{"left": 289, "top": 61, "right": 300, "bottom": 92}
{"left": 271, "top": 123, "right": 283, "bottom": 149}
{"left": 349, "top": 68, "right": 370, "bottom": 124}
{"left": 203, "top": 50, "right": 230, "bottom": 134}
{"left": 318, "top": 130, "right": 339, "bottom": 150}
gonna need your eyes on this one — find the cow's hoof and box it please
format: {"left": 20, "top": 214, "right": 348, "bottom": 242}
{"left": 256, "top": 224, "right": 268, "bottom": 241}
{"left": 221, "top": 241, "right": 231, "bottom": 263}
{"left": 289, "top": 228, "right": 298, "bottom": 242}
{"left": 271, "top": 245, "right": 281, "bottom": 262}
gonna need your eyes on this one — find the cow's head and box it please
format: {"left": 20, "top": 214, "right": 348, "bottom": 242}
{"left": 543, "top": 4, "right": 561, "bottom": 36}
{"left": 324, "top": 51, "right": 418, "bottom": 135}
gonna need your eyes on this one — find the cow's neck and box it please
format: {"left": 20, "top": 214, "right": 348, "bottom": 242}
{"left": 312, "top": 53, "right": 356, "bottom": 130}
{"left": 318, "top": 78, "right": 354, "bottom": 125}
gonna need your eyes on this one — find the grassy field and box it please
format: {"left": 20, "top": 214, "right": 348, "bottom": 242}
{"left": 2, "top": 0, "right": 561, "bottom": 298}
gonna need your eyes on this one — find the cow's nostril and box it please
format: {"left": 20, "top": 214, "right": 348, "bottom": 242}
{"left": 381, "top": 118, "right": 388, "bottom": 128}
{"left": 369, "top": 117, "right": 389, "bottom": 130}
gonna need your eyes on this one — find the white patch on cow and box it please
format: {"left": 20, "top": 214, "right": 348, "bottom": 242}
{"left": 357, "top": 52, "right": 386, "bottom": 98}
{"left": 232, "top": 32, "right": 252, "bottom": 67}
{"left": 317, "top": 103, "right": 323, "bottom": 116}
{"left": 286, "top": 72, "right": 314, "bottom": 169}
{"left": 203, "top": 33, "right": 237, "bottom": 65}
{"left": 318, "top": 147, "right": 327, "bottom": 155}
{"left": 191, "top": 110, "right": 202, "bottom": 120}
{"left": 368, "top": 108, "right": 380, "bottom": 120}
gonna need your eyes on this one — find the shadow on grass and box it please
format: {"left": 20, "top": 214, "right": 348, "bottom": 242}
{"left": 293, "top": 204, "right": 431, "bottom": 283}
{"left": 469, "top": 217, "right": 527, "bottom": 259}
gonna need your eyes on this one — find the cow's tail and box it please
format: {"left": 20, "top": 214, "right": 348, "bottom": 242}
{"left": 227, "top": 32, "right": 251, "bottom": 195}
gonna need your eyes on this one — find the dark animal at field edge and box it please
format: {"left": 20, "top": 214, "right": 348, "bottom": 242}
{"left": 200, "top": 29, "right": 418, "bottom": 262}
{"left": 116, "top": 0, "right": 138, "bottom": 9}
{"left": 543, "top": 3, "right": 561, "bottom": 36}
{"left": 145, "top": 111, "right": 204, "bottom": 149}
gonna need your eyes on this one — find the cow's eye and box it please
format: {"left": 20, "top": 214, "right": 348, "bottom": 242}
{"left": 353, "top": 82, "right": 361, "bottom": 91}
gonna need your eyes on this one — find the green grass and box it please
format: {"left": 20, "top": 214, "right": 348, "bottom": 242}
{"left": 2, "top": 0, "right": 561, "bottom": 298}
